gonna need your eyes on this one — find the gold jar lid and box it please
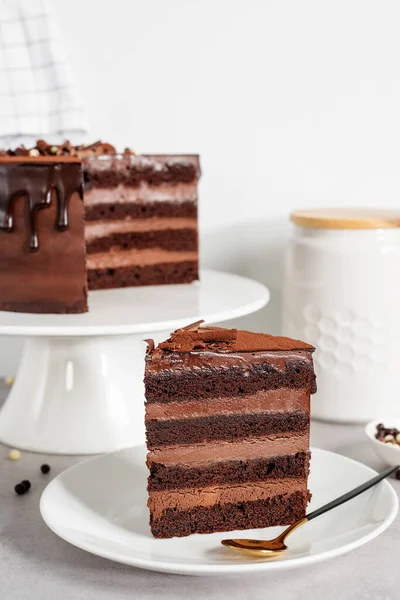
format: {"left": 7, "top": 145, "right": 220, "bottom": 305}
{"left": 290, "top": 208, "right": 400, "bottom": 230}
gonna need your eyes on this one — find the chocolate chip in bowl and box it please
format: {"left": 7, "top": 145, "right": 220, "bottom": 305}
{"left": 366, "top": 418, "right": 400, "bottom": 467}
{"left": 375, "top": 423, "right": 400, "bottom": 447}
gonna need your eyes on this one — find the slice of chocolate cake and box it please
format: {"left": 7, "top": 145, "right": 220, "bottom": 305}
{"left": 144, "top": 322, "right": 316, "bottom": 538}
{"left": 0, "top": 155, "right": 88, "bottom": 314}
{"left": 82, "top": 147, "right": 200, "bottom": 290}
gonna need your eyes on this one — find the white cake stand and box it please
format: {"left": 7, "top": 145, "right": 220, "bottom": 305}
{"left": 0, "top": 270, "right": 269, "bottom": 455}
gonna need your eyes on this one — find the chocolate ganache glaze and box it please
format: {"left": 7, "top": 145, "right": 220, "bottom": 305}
{"left": 0, "top": 157, "right": 83, "bottom": 251}
{"left": 0, "top": 140, "right": 120, "bottom": 252}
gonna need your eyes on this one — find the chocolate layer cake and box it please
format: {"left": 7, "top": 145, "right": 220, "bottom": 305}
{"left": 83, "top": 150, "right": 200, "bottom": 289}
{"left": 0, "top": 141, "right": 200, "bottom": 314}
{"left": 0, "top": 155, "right": 87, "bottom": 313}
{"left": 144, "top": 322, "right": 316, "bottom": 538}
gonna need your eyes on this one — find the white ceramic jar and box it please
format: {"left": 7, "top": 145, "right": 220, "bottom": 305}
{"left": 282, "top": 208, "right": 400, "bottom": 423}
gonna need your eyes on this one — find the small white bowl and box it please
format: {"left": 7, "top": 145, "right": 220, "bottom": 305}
{"left": 366, "top": 418, "right": 400, "bottom": 467}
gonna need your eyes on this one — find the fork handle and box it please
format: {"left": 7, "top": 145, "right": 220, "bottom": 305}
{"left": 306, "top": 464, "right": 398, "bottom": 522}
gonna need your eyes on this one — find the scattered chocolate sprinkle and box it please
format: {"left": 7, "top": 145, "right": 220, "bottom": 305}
{"left": 40, "top": 464, "right": 50, "bottom": 474}
{"left": 21, "top": 480, "right": 31, "bottom": 491}
{"left": 14, "top": 483, "right": 25, "bottom": 496}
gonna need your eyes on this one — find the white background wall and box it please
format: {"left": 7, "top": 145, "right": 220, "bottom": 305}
{"left": 2, "top": 0, "right": 400, "bottom": 374}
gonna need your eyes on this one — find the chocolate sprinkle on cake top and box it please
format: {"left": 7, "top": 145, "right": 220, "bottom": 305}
{"left": 153, "top": 323, "right": 315, "bottom": 354}
{"left": 0, "top": 140, "right": 127, "bottom": 158}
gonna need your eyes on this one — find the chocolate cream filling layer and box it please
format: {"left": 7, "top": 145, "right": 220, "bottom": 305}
{"left": 85, "top": 218, "right": 197, "bottom": 241}
{"left": 84, "top": 183, "right": 198, "bottom": 205}
{"left": 147, "top": 431, "right": 309, "bottom": 466}
{"left": 86, "top": 248, "right": 198, "bottom": 269}
{"left": 148, "top": 478, "right": 307, "bottom": 519}
{"left": 146, "top": 388, "right": 309, "bottom": 421}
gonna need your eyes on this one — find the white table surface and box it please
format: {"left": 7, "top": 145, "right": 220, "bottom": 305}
{"left": 0, "top": 381, "right": 398, "bottom": 600}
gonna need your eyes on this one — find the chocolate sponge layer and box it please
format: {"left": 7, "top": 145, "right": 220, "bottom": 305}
{"left": 86, "top": 228, "right": 198, "bottom": 254}
{"left": 146, "top": 410, "right": 309, "bottom": 447}
{"left": 145, "top": 361, "right": 316, "bottom": 403}
{"left": 147, "top": 451, "right": 311, "bottom": 491}
{"left": 85, "top": 200, "right": 197, "bottom": 222}
{"left": 150, "top": 490, "right": 309, "bottom": 538}
{"left": 87, "top": 261, "right": 198, "bottom": 290}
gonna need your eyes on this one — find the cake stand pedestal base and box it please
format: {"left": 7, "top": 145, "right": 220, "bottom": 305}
{"left": 0, "top": 335, "right": 148, "bottom": 454}
{"left": 0, "top": 270, "right": 269, "bottom": 454}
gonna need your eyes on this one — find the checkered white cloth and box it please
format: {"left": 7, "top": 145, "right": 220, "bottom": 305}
{"left": 0, "top": 0, "right": 87, "bottom": 148}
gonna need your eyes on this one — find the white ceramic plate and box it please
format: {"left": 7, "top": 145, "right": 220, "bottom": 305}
{"left": 40, "top": 446, "right": 398, "bottom": 576}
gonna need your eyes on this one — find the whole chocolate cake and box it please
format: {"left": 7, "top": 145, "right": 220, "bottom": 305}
{"left": 144, "top": 322, "right": 316, "bottom": 538}
{"left": 0, "top": 141, "right": 200, "bottom": 314}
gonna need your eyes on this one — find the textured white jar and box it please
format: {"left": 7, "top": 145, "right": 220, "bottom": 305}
{"left": 282, "top": 209, "right": 400, "bottom": 423}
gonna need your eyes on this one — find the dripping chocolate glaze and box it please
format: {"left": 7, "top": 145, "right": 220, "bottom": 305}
{"left": 0, "top": 161, "right": 83, "bottom": 251}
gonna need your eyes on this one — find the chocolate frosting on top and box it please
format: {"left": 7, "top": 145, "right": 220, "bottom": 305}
{"left": 0, "top": 141, "right": 201, "bottom": 190}
{"left": 150, "top": 322, "right": 314, "bottom": 355}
